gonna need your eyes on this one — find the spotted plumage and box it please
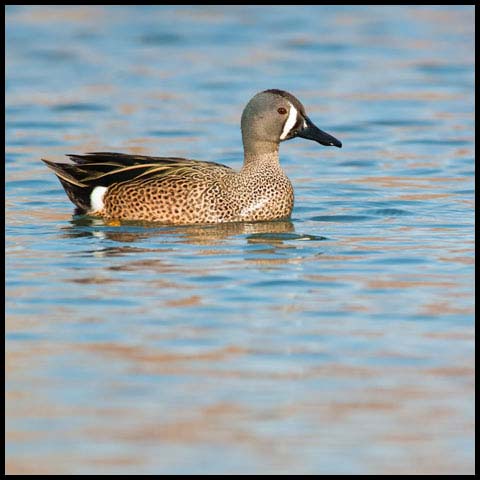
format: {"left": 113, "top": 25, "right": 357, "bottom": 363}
{"left": 43, "top": 89, "right": 341, "bottom": 224}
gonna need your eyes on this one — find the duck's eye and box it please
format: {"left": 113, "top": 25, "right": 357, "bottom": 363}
{"left": 277, "top": 107, "right": 288, "bottom": 115}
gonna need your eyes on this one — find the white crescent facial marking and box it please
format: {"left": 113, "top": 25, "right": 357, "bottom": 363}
{"left": 90, "top": 186, "right": 108, "bottom": 212}
{"left": 280, "top": 102, "right": 298, "bottom": 140}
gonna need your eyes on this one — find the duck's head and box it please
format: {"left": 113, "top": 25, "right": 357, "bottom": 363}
{"left": 241, "top": 89, "right": 342, "bottom": 152}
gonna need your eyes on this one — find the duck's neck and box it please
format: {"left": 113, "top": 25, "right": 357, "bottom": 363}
{"left": 241, "top": 141, "right": 282, "bottom": 173}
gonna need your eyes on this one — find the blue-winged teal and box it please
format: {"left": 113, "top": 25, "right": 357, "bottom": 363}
{"left": 43, "top": 89, "right": 341, "bottom": 224}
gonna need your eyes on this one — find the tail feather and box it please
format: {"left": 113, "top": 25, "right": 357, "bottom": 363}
{"left": 42, "top": 158, "right": 94, "bottom": 212}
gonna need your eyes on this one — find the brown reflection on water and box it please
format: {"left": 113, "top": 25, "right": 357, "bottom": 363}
{"left": 64, "top": 217, "right": 295, "bottom": 247}
{"left": 82, "top": 342, "right": 247, "bottom": 367}
{"left": 346, "top": 175, "right": 467, "bottom": 189}
{"left": 420, "top": 300, "right": 473, "bottom": 316}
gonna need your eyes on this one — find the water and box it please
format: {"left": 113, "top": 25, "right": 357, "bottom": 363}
{"left": 5, "top": 5, "right": 475, "bottom": 475}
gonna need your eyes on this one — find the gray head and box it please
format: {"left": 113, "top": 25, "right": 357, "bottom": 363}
{"left": 241, "top": 89, "right": 341, "bottom": 154}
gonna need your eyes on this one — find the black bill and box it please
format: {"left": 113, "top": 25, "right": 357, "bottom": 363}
{"left": 297, "top": 116, "right": 342, "bottom": 148}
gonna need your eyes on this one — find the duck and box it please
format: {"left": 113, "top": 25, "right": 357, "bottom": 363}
{"left": 42, "top": 89, "right": 341, "bottom": 224}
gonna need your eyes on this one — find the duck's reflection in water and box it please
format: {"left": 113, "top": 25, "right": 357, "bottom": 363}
{"left": 61, "top": 215, "right": 305, "bottom": 250}
{"left": 61, "top": 216, "right": 329, "bottom": 275}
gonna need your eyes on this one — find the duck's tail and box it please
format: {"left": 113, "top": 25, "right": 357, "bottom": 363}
{"left": 42, "top": 158, "right": 95, "bottom": 213}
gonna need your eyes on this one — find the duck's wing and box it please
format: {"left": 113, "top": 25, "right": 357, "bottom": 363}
{"left": 42, "top": 152, "right": 233, "bottom": 212}
{"left": 43, "top": 152, "right": 232, "bottom": 187}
